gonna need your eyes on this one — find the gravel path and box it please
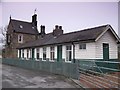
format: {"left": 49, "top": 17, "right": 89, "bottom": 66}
{"left": 2, "top": 64, "right": 79, "bottom": 88}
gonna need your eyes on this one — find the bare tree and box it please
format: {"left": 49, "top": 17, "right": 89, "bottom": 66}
{"left": 0, "top": 25, "right": 8, "bottom": 47}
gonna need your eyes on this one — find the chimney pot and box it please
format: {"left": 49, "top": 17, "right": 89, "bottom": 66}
{"left": 53, "top": 25, "right": 63, "bottom": 36}
{"left": 40, "top": 25, "right": 45, "bottom": 37}
{"left": 59, "top": 26, "right": 62, "bottom": 29}
{"left": 55, "top": 25, "right": 59, "bottom": 29}
{"left": 32, "top": 14, "right": 37, "bottom": 27}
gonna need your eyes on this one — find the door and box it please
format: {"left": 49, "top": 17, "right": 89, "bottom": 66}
{"left": 103, "top": 43, "right": 109, "bottom": 60}
{"left": 32, "top": 48, "right": 34, "bottom": 59}
{"left": 57, "top": 45, "right": 62, "bottom": 62}
{"left": 19, "top": 49, "right": 21, "bottom": 58}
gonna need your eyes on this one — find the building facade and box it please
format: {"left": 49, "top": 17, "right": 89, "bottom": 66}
{"left": 3, "top": 14, "right": 39, "bottom": 58}
{"left": 17, "top": 24, "right": 120, "bottom": 63}
{"left": 3, "top": 14, "right": 120, "bottom": 61}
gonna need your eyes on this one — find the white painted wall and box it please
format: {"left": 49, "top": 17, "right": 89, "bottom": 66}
{"left": 17, "top": 50, "right": 19, "bottom": 58}
{"left": 75, "top": 43, "right": 96, "bottom": 59}
{"left": 39, "top": 48, "right": 42, "bottom": 59}
{"left": 47, "top": 47, "right": 50, "bottom": 59}
{"left": 34, "top": 48, "right": 36, "bottom": 59}
{"left": 24, "top": 49, "right": 27, "bottom": 59}
{"left": 54, "top": 46, "right": 57, "bottom": 59}
{"left": 95, "top": 30, "right": 118, "bottom": 59}
{"left": 29, "top": 49, "right": 31, "bottom": 58}
{"left": 62, "top": 45, "right": 66, "bottom": 59}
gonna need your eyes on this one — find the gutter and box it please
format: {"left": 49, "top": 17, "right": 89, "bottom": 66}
{"left": 72, "top": 42, "right": 75, "bottom": 63}
{"left": 17, "top": 39, "right": 95, "bottom": 49}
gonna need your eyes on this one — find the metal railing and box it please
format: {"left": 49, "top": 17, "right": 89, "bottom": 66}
{"left": 78, "top": 60, "right": 120, "bottom": 88}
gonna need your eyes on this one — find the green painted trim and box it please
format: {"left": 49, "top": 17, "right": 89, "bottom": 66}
{"left": 57, "top": 45, "right": 62, "bottom": 62}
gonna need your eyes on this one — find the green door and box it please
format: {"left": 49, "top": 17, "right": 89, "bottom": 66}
{"left": 103, "top": 43, "right": 109, "bottom": 60}
{"left": 32, "top": 48, "right": 34, "bottom": 59}
{"left": 57, "top": 45, "right": 62, "bottom": 62}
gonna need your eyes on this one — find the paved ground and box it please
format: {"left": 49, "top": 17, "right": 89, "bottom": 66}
{"left": 2, "top": 64, "right": 80, "bottom": 88}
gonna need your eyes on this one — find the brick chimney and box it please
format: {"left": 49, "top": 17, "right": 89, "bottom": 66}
{"left": 53, "top": 25, "right": 63, "bottom": 36}
{"left": 32, "top": 14, "right": 37, "bottom": 27}
{"left": 40, "top": 25, "right": 45, "bottom": 37}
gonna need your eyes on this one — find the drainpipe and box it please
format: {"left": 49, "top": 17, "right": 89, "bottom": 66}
{"left": 72, "top": 42, "right": 75, "bottom": 63}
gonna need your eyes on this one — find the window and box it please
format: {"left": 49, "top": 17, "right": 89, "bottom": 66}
{"left": 20, "top": 25, "right": 23, "bottom": 28}
{"left": 32, "top": 26, "right": 35, "bottom": 29}
{"left": 7, "top": 34, "right": 11, "bottom": 44}
{"left": 30, "top": 49, "right": 32, "bottom": 58}
{"left": 6, "top": 34, "right": 11, "bottom": 44}
{"left": 50, "top": 47, "right": 55, "bottom": 61}
{"left": 27, "top": 49, "right": 29, "bottom": 59}
{"left": 22, "top": 49, "right": 24, "bottom": 58}
{"left": 66, "top": 45, "right": 72, "bottom": 62}
{"left": 79, "top": 43, "right": 86, "bottom": 49}
{"left": 18, "top": 34, "right": 23, "bottom": 43}
{"left": 43, "top": 47, "right": 46, "bottom": 60}
{"left": 36, "top": 48, "right": 40, "bottom": 59}
{"left": 18, "top": 49, "right": 21, "bottom": 58}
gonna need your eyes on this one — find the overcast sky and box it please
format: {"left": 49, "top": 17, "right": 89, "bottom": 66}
{"left": 1, "top": 2, "right": 118, "bottom": 35}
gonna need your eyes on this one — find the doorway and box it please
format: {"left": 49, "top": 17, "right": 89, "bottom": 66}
{"left": 103, "top": 43, "right": 109, "bottom": 60}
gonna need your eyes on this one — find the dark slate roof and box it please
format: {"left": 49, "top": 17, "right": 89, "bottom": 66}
{"left": 17, "top": 24, "right": 109, "bottom": 49}
{"left": 10, "top": 19, "right": 39, "bottom": 35}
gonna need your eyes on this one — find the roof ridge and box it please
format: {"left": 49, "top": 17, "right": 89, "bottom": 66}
{"left": 11, "top": 19, "right": 32, "bottom": 24}
{"left": 44, "top": 24, "right": 108, "bottom": 36}
{"left": 62, "top": 24, "right": 108, "bottom": 36}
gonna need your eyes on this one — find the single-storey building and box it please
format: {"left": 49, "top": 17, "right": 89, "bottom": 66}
{"left": 17, "top": 24, "right": 120, "bottom": 63}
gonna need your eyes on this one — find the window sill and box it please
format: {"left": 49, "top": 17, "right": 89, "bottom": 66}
{"left": 18, "top": 42, "right": 23, "bottom": 43}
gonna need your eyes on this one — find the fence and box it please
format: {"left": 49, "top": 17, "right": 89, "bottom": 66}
{"left": 78, "top": 59, "right": 120, "bottom": 88}
{"left": 2, "top": 58, "right": 120, "bottom": 88}
{"left": 2, "top": 58, "right": 79, "bottom": 79}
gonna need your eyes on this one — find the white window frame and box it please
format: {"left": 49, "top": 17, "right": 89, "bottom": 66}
{"left": 79, "top": 43, "right": 86, "bottom": 50}
{"left": 18, "top": 34, "right": 23, "bottom": 43}
{"left": 42, "top": 47, "right": 46, "bottom": 61}
{"left": 50, "top": 46, "right": 55, "bottom": 61}
{"left": 66, "top": 45, "right": 72, "bottom": 63}
{"left": 30, "top": 49, "right": 32, "bottom": 59}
